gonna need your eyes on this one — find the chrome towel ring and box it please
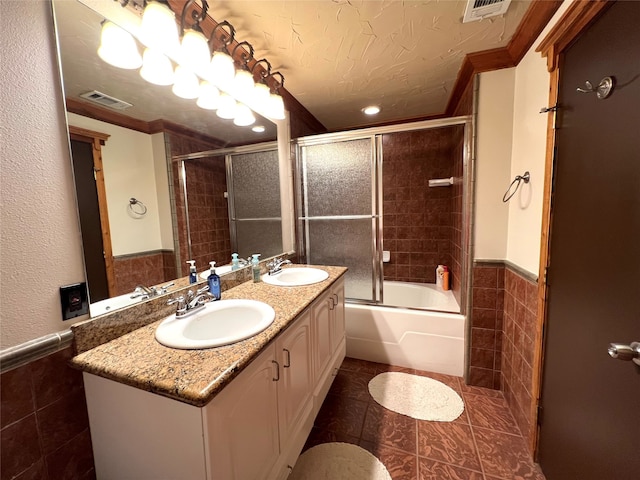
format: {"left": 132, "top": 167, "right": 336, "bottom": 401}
{"left": 128, "top": 197, "right": 147, "bottom": 216}
{"left": 502, "top": 172, "right": 530, "bottom": 203}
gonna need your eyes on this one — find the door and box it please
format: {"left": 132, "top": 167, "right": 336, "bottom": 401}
{"left": 70, "top": 138, "right": 111, "bottom": 302}
{"left": 538, "top": 2, "right": 640, "bottom": 478}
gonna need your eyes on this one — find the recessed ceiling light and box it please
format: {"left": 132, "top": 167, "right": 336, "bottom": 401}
{"left": 252, "top": 125, "right": 265, "bottom": 133}
{"left": 363, "top": 105, "right": 381, "bottom": 115}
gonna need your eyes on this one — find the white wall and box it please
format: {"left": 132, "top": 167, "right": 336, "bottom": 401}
{"left": 474, "top": 68, "right": 515, "bottom": 260}
{"left": 505, "top": 0, "right": 571, "bottom": 275}
{"left": 152, "top": 133, "right": 174, "bottom": 250}
{"left": 67, "top": 113, "right": 171, "bottom": 256}
{"left": 0, "top": 0, "right": 87, "bottom": 348}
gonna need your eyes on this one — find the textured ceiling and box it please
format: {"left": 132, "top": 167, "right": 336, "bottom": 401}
{"left": 55, "top": 0, "right": 531, "bottom": 138}
{"left": 217, "top": 0, "right": 531, "bottom": 129}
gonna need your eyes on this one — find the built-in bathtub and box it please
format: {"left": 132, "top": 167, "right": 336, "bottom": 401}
{"left": 345, "top": 281, "right": 465, "bottom": 376}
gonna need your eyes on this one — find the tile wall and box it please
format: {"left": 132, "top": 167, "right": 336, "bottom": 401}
{"left": 382, "top": 127, "right": 461, "bottom": 285}
{"left": 501, "top": 266, "right": 539, "bottom": 448}
{"left": 112, "top": 250, "right": 176, "bottom": 296}
{"left": 0, "top": 347, "right": 94, "bottom": 480}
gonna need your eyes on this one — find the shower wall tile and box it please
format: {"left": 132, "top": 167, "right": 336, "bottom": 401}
{"left": 501, "top": 266, "right": 539, "bottom": 451}
{"left": 0, "top": 346, "right": 94, "bottom": 480}
{"left": 382, "top": 127, "right": 463, "bottom": 286}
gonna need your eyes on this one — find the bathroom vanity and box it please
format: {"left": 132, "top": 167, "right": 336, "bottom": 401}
{"left": 72, "top": 266, "right": 346, "bottom": 480}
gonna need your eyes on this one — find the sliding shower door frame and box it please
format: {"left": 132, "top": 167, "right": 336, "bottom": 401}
{"left": 294, "top": 115, "right": 472, "bottom": 308}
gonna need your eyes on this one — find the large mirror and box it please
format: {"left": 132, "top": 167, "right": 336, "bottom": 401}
{"left": 52, "top": 0, "right": 291, "bottom": 317}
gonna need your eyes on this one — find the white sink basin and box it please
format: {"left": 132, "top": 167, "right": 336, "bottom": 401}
{"left": 155, "top": 299, "right": 275, "bottom": 350}
{"left": 199, "top": 264, "right": 234, "bottom": 280}
{"left": 262, "top": 267, "right": 329, "bottom": 287}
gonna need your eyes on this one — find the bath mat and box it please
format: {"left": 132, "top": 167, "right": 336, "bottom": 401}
{"left": 368, "top": 372, "right": 464, "bottom": 421}
{"left": 289, "top": 442, "right": 392, "bottom": 480}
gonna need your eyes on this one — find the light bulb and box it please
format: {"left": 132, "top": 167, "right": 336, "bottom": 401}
{"left": 139, "top": 1, "right": 180, "bottom": 57}
{"left": 267, "top": 92, "right": 285, "bottom": 120}
{"left": 233, "top": 104, "right": 256, "bottom": 126}
{"left": 179, "top": 29, "right": 210, "bottom": 75}
{"left": 172, "top": 66, "right": 199, "bottom": 99}
{"left": 252, "top": 82, "right": 271, "bottom": 111}
{"left": 233, "top": 69, "right": 255, "bottom": 102}
{"left": 207, "top": 51, "right": 235, "bottom": 90}
{"left": 97, "top": 21, "right": 142, "bottom": 70}
{"left": 216, "top": 93, "right": 237, "bottom": 119}
{"left": 197, "top": 81, "right": 220, "bottom": 110}
{"left": 252, "top": 125, "right": 266, "bottom": 133}
{"left": 140, "top": 48, "right": 174, "bottom": 86}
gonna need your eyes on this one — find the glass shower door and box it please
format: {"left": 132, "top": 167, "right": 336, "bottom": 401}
{"left": 227, "top": 149, "right": 282, "bottom": 259}
{"left": 297, "top": 137, "right": 380, "bottom": 302}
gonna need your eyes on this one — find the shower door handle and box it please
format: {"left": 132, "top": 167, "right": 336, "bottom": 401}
{"left": 608, "top": 342, "right": 640, "bottom": 366}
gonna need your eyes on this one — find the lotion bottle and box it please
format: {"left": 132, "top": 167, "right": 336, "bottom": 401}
{"left": 187, "top": 260, "right": 197, "bottom": 284}
{"left": 251, "top": 254, "right": 261, "bottom": 283}
{"left": 208, "top": 261, "right": 221, "bottom": 300}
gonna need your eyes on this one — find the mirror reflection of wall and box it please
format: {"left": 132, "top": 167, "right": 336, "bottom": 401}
{"left": 52, "top": 0, "right": 286, "bottom": 316}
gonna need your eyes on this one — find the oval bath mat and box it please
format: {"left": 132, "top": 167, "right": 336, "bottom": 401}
{"left": 368, "top": 372, "right": 464, "bottom": 421}
{"left": 289, "top": 442, "right": 392, "bottom": 480}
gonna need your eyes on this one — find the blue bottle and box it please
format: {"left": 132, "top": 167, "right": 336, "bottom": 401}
{"left": 208, "top": 261, "right": 221, "bottom": 300}
{"left": 187, "top": 260, "right": 197, "bottom": 284}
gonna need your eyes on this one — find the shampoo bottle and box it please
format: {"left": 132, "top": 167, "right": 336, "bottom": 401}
{"left": 442, "top": 266, "right": 450, "bottom": 291}
{"left": 436, "top": 264, "right": 444, "bottom": 290}
{"left": 251, "top": 254, "right": 261, "bottom": 283}
{"left": 208, "top": 261, "right": 221, "bottom": 300}
{"left": 187, "top": 260, "right": 197, "bottom": 284}
{"left": 231, "top": 253, "right": 240, "bottom": 271}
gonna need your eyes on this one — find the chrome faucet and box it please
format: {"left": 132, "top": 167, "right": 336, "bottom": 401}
{"left": 131, "top": 282, "right": 175, "bottom": 300}
{"left": 267, "top": 257, "right": 292, "bottom": 275}
{"left": 167, "top": 285, "right": 215, "bottom": 318}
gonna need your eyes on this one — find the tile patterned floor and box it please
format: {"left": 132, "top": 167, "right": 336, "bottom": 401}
{"left": 303, "top": 357, "right": 546, "bottom": 480}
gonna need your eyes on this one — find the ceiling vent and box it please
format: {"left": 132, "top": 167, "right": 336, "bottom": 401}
{"left": 463, "top": 0, "right": 512, "bottom": 23}
{"left": 79, "top": 90, "right": 133, "bottom": 110}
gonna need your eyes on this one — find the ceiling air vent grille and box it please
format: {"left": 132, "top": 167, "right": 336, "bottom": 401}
{"left": 463, "top": 0, "right": 512, "bottom": 23}
{"left": 79, "top": 90, "right": 133, "bottom": 110}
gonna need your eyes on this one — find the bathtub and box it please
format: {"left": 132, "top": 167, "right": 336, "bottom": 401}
{"left": 345, "top": 281, "right": 465, "bottom": 376}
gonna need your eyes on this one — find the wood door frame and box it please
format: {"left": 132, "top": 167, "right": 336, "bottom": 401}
{"left": 68, "top": 125, "right": 116, "bottom": 297}
{"left": 531, "top": 0, "right": 613, "bottom": 456}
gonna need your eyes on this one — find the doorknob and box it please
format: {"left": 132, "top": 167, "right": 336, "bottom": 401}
{"left": 608, "top": 342, "right": 640, "bottom": 366}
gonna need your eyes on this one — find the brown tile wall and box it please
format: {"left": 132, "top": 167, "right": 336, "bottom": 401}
{"left": 382, "top": 126, "right": 463, "bottom": 284}
{"left": 502, "top": 266, "right": 538, "bottom": 448}
{"left": 167, "top": 133, "right": 227, "bottom": 277}
{"left": 181, "top": 156, "right": 232, "bottom": 272}
{"left": 468, "top": 263, "right": 505, "bottom": 390}
{"left": 0, "top": 347, "right": 95, "bottom": 480}
{"left": 112, "top": 250, "right": 176, "bottom": 296}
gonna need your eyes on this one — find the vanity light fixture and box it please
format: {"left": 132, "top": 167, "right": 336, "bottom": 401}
{"left": 98, "top": 0, "right": 287, "bottom": 125}
{"left": 363, "top": 105, "right": 381, "bottom": 115}
{"left": 97, "top": 21, "right": 142, "bottom": 70}
{"left": 139, "top": 48, "right": 174, "bottom": 86}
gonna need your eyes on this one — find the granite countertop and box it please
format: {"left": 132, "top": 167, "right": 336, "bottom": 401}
{"left": 71, "top": 266, "right": 347, "bottom": 408}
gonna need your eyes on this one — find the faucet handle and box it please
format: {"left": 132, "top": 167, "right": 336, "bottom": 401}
{"left": 167, "top": 295, "right": 187, "bottom": 315}
{"left": 160, "top": 282, "right": 175, "bottom": 294}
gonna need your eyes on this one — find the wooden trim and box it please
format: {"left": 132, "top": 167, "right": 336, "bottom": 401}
{"left": 537, "top": 0, "right": 612, "bottom": 72}
{"left": 68, "top": 125, "right": 110, "bottom": 145}
{"left": 147, "top": 119, "right": 226, "bottom": 148}
{"left": 532, "top": 0, "right": 612, "bottom": 458}
{"left": 446, "top": 0, "right": 563, "bottom": 115}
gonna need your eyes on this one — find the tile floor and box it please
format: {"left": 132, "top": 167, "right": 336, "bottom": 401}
{"left": 303, "top": 357, "right": 546, "bottom": 480}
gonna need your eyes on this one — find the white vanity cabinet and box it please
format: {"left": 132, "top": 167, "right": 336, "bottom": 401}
{"left": 83, "top": 280, "right": 346, "bottom": 480}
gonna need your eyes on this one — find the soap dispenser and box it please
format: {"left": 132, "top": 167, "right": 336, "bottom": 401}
{"left": 187, "top": 260, "right": 197, "bottom": 284}
{"left": 251, "top": 254, "right": 261, "bottom": 283}
{"left": 231, "top": 253, "right": 240, "bottom": 271}
{"left": 208, "top": 261, "right": 221, "bottom": 300}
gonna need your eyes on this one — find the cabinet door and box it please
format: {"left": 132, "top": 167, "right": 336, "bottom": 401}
{"left": 277, "top": 310, "right": 313, "bottom": 448}
{"left": 330, "top": 281, "right": 345, "bottom": 352}
{"left": 204, "top": 345, "right": 280, "bottom": 480}
{"left": 312, "top": 291, "right": 333, "bottom": 383}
